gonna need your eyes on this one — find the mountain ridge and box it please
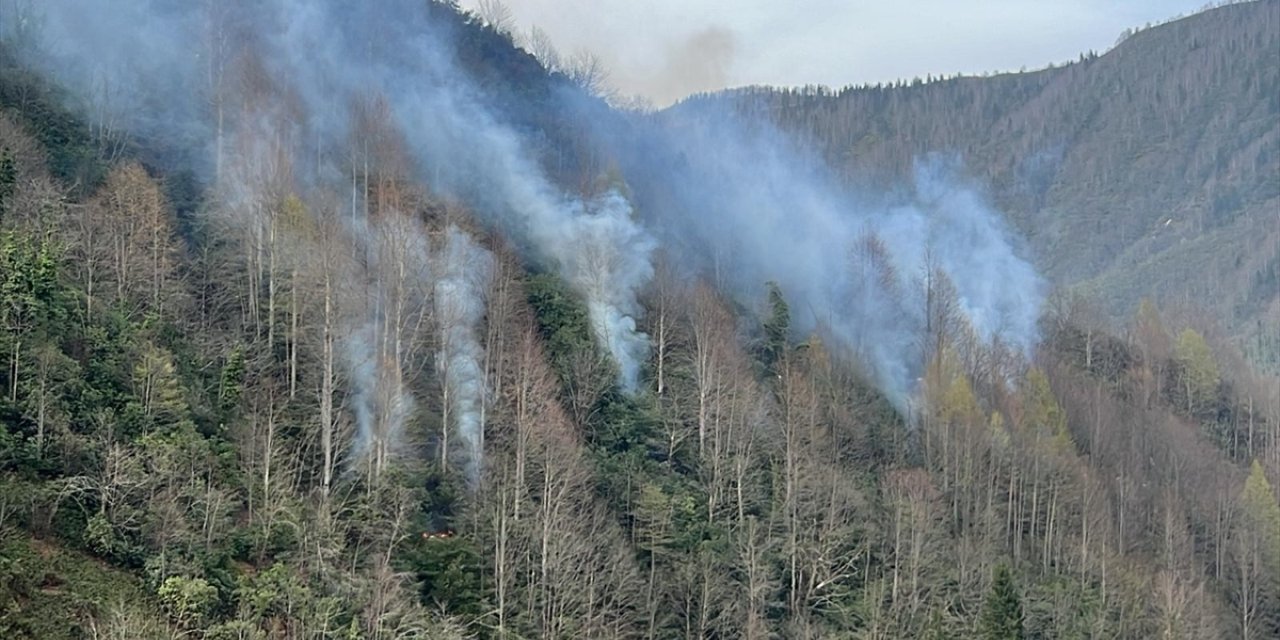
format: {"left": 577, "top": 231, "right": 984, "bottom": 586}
{"left": 675, "top": 0, "right": 1280, "bottom": 363}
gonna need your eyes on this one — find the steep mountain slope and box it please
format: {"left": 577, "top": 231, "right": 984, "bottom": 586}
{"left": 0, "top": 2, "right": 1277, "bottom": 639}
{"left": 691, "top": 0, "right": 1280, "bottom": 361}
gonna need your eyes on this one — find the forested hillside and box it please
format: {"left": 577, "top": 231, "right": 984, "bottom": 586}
{"left": 0, "top": 2, "right": 1277, "bottom": 639}
{"left": 686, "top": 0, "right": 1280, "bottom": 369}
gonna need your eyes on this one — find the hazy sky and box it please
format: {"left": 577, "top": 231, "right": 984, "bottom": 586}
{"left": 462, "top": 0, "right": 1218, "bottom": 105}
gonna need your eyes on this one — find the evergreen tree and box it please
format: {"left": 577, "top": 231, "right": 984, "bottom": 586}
{"left": 761, "top": 281, "right": 790, "bottom": 372}
{"left": 980, "top": 564, "right": 1025, "bottom": 640}
{"left": 0, "top": 148, "right": 15, "bottom": 217}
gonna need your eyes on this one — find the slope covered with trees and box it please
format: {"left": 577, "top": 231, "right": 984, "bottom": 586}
{"left": 0, "top": 2, "right": 1277, "bottom": 639}
{"left": 684, "top": 0, "right": 1280, "bottom": 369}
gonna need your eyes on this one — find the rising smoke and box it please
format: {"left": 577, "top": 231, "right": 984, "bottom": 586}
{"left": 344, "top": 212, "right": 434, "bottom": 469}
{"left": 435, "top": 225, "right": 495, "bottom": 486}
{"left": 586, "top": 102, "right": 1045, "bottom": 405}
{"left": 13, "top": 0, "right": 656, "bottom": 392}
{"left": 7, "top": 0, "right": 1043, "bottom": 427}
{"left": 344, "top": 317, "right": 416, "bottom": 469}
{"left": 7, "top": 0, "right": 657, "bottom": 476}
{"left": 527, "top": 191, "right": 655, "bottom": 392}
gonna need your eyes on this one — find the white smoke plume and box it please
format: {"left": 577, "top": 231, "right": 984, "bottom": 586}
{"left": 264, "top": 0, "right": 657, "bottom": 392}
{"left": 343, "top": 212, "right": 434, "bottom": 470}
{"left": 578, "top": 101, "right": 1046, "bottom": 405}
{"left": 525, "top": 191, "right": 656, "bottom": 392}
{"left": 271, "top": 0, "right": 656, "bottom": 392}
{"left": 10, "top": 0, "right": 656, "bottom": 422}
{"left": 434, "top": 225, "right": 494, "bottom": 485}
{"left": 343, "top": 316, "right": 416, "bottom": 469}
{"left": 10, "top": 0, "right": 1043, "bottom": 415}
{"left": 387, "top": 86, "right": 656, "bottom": 392}
{"left": 12, "top": 0, "right": 655, "bottom": 392}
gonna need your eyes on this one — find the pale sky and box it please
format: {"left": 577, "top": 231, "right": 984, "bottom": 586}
{"left": 462, "top": 0, "right": 1220, "bottom": 105}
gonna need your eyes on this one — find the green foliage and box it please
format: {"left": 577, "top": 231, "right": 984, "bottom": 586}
{"left": 591, "top": 390, "right": 660, "bottom": 456}
{"left": 405, "top": 535, "right": 487, "bottom": 619}
{"left": 1240, "top": 460, "right": 1280, "bottom": 575}
{"left": 922, "top": 606, "right": 957, "bottom": 640}
{"left": 940, "top": 371, "right": 979, "bottom": 426}
{"left": 933, "top": 347, "right": 979, "bottom": 426}
{"left": 215, "top": 345, "right": 241, "bottom": 414}
{"left": 0, "top": 147, "right": 15, "bottom": 215}
{"left": 980, "top": 564, "right": 1025, "bottom": 640}
{"left": 1022, "top": 574, "right": 1103, "bottom": 639}
{"left": 1021, "top": 367, "right": 1072, "bottom": 452}
{"left": 132, "top": 342, "right": 189, "bottom": 430}
{"left": 760, "top": 281, "right": 790, "bottom": 372}
{"left": 0, "top": 46, "right": 111, "bottom": 192}
{"left": 526, "top": 273, "right": 596, "bottom": 372}
{"left": 1174, "top": 328, "right": 1220, "bottom": 415}
{"left": 525, "top": 271, "right": 668, "bottom": 470}
{"left": 524, "top": 270, "right": 632, "bottom": 434}
{"left": 157, "top": 574, "right": 218, "bottom": 628}
{"left": 0, "top": 533, "right": 162, "bottom": 639}
{"left": 84, "top": 512, "right": 130, "bottom": 561}
{"left": 0, "top": 230, "right": 62, "bottom": 332}
{"left": 236, "top": 563, "right": 310, "bottom": 620}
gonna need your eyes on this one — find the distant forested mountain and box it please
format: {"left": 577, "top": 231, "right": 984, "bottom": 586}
{"left": 681, "top": 0, "right": 1280, "bottom": 367}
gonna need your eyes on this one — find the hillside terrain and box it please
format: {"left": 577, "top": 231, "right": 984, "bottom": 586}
{"left": 0, "top": 1, "right": 1276, "bottom": 639}
{"left": 687, "top": 0, "right": 1280, "bottom": 367}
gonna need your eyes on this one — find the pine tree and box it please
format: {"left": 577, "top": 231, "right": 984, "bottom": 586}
{"left": 0, "top": 148, "right": 15, "bottom": 216}
{"left": 980, "top": 564, "right": 1025, "bottom": 640}
{"left": 761, "top": 281, "right": 790, "bottom": 373}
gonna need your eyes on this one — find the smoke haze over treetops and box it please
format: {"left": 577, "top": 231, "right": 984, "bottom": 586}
{"left": 586, "top": 100, "right": 1045, "bottom": 404}
{"left": 9, "top": 0, "right": 1043, "bottom": 410}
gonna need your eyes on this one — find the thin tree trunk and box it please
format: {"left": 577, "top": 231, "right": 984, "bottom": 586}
{"left": 10, "top": 337, "right": 20, "bottom": 403}
{"left": 320, "top": 270, "right": 335, "bottom": 498}
{"left": 290, "top": 267, "right": 299, "bottom": 398}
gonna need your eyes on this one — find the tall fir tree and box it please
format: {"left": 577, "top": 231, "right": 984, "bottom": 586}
{"left": 980, "top": 564, "right": 1025, "bottom": 640}
{"left": 761, "top": 281, "right": 790, "bottom": 373}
